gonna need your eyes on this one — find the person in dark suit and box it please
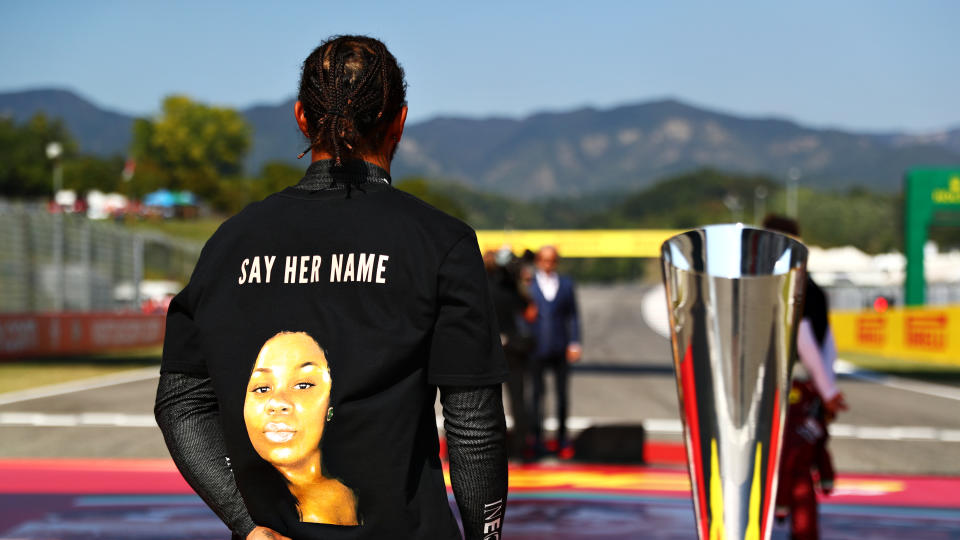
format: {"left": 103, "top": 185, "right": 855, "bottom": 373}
{"left": 528, "top": 245, "right": 581, "bottom": 458}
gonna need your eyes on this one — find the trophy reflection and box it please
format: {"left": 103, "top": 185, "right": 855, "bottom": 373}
{"left": 660, "top": 224, "right": 807, "bottom": 540}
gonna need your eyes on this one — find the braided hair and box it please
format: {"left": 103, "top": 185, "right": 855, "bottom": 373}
{"left": 298, "top": 35, "right": 407, "bottom": 165}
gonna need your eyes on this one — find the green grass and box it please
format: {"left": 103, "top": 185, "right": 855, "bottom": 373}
{"left": 0, "top": 347, "right": 161, "bottom": 394}
{"left": 840, "top": 351, "right": 960, "bottom": 387}
{"left": 126, "top": 216, "right": 226, "bottom": 243}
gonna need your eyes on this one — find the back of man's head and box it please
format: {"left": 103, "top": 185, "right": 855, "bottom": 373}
{"left": 298, "top": 35, "right": 407, "bottom": 164}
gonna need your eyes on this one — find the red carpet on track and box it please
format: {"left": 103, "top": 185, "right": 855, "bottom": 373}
{"left": 2, "top": 457, "right": 960, "bottom": 539}
{"left": 4, "top": 457, "right": 960, "bottom": 510}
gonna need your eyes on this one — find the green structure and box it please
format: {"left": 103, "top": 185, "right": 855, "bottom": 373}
{"left": 905, "top": 168, "right": 960, "bottom": 306}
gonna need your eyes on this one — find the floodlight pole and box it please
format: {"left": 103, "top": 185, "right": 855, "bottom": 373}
{"left": 754, "top": 186, "right": 768, "bottom": 225}
{"left": 722, "top": 194, "right": 743, "bottom": 223}
{"left": 46, "top": 142, "right": 65, "bottom": 311}
{"left": 786, "top": 167, "right": 801, "bottom": 217}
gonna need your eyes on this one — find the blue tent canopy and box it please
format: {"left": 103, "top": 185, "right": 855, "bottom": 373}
{"left": 172, "top": 191, "right": 196, "bottom": 205}
{"left": 143, "top": 190, "right": 195, "bottom": 207}
{"left": 143, "top": 189, "right": 175, "bottom": 207}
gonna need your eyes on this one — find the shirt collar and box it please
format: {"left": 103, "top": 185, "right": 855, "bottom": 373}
{"left": 536, "top": 270, "right": 558, "bottom": 281}
{"left": 293, "top": 159, "right": 392, "bottom": 191}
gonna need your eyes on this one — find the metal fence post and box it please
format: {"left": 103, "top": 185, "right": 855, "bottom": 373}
{"left": 132, "top": 233, "right": 144, "bottom": 310}
{"left": 52, "top": 211, "right": 65, "bottom": 311}
{"left": 80, "top": 218, "right": 92, "bottom": 311}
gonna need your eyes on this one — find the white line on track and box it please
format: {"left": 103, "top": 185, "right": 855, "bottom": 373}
{"left": 0, "top": 411, "right": 157, "bottom": 427}
{"left": 4, "top": 411, "right": 960, "bottom": 443}
{"left": 0, "top": 366, "right": 160, "bottom": 406}
{"left": 636, "top": 418, "right": 960, "bottom": 443}
{"left": 836, "top": 360, "right": 960, "bottom": 402}
{"left": 432, "top": 415, "right": 960, "bottom": 443}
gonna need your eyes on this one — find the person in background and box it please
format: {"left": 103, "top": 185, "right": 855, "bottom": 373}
{"left": 484, "top": 247, "right": 535, "bottom": 461}
{"left": 764, "top": 214, "right": 848, "bottom": 540}
{"left": 528, "top": 245, "right": 581, "bottom": 459}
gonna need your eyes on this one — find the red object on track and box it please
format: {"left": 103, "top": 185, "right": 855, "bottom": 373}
{"left": 644, "top": 441, "right": 686, "bottom": 465}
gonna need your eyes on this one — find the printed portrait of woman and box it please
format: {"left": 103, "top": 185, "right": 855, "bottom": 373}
{"left": 243, "top": 331, "right": 359, "bottom": 525}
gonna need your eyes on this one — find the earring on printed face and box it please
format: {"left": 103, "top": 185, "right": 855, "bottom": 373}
{"left": 326, "top": 406, "right": 334, "bottom": 422}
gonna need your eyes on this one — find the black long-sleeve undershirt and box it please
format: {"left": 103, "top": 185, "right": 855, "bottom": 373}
{"left": 440, "top": 385, "right": 509, "bottom": 540}
{"left": 154, "top": 372, "right": 258, "bottom": 539}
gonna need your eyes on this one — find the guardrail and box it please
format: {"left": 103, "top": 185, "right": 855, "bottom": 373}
{"left": 0, "top": 312, "right": 165, "bottom": 359}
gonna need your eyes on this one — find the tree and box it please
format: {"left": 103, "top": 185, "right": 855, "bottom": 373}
{"left": 606, "top": 168, "right": 779, "bottom": 228}
{"left": 394, "top": 177, "right": 468, "bottom": 221}
{"left": 0, "top": 114, "right": 77, "bottom": 197}
{"left": 205, "top": 162, "right": 306, "bottom": 215}
{"left": 131, "top": 95, "right": 252, "bottom": 199}
{"left": 787, "top": 187, "right": 900, "bottom": 253}
{"left": 62, "top": 155, "right": 126, "bottom": 194}
{"left": 257, "top": 162, "right": 303, "bottom": 196}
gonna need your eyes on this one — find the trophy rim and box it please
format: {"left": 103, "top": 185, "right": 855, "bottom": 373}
{"left": 660, "top": 223, "right": 808, "bottom": 279}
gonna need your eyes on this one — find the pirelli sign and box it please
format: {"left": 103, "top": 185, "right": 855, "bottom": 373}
{"left": 832, "top": 306, "right": 959, "bottom": 365}
{"left": 904, "top": 314, "right": 948, "bottom": 351}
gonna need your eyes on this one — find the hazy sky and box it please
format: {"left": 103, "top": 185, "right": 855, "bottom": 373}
{"left": 1, "top": 1, "right": 957, "bottom": 132}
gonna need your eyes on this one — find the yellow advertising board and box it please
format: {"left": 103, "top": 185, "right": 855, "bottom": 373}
{"left": 475, "top": 229, "right": 682, "bottom": 259}
{"left": 830, "top": 305, "right": 960, "bottom": 366}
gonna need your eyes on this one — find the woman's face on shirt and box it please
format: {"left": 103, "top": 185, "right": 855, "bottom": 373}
{"left": 244, "top": 332, "right": 332, "bottom": 468}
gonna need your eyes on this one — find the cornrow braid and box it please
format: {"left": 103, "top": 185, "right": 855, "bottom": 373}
{"left": 327, "top": 38, "right": 349, "bottom": 165}
{"left": 378, "top": 41, "right": 389, "bottom": 119}
{"left": 297, "top": 35, "right": 407, "bottom": 165}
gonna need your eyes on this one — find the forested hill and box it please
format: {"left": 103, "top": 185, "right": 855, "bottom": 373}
{"left": 397, "top": 101, "right": 960, "bottom": 197}
{"left": 3, "top": 88, "right": 959, "bottom": 197}
{"left": 0, "top": 89, "right": 133, "bottom": 156}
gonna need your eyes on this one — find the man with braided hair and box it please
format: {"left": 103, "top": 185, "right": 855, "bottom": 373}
{"left": 156, "top": 35, "right": 509, "bottom": 540}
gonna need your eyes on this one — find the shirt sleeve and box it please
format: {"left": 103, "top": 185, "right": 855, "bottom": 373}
{"left": 821, "top": 326, "right": 838, "bottom": 388}
{"left": 565, "top": 279, "right": 581, "bottom": 346}
{"left": 797, "top": 318, "right": 839, "bottom": 401}
{"left": 428, "top": 233, "right": 508, "bottom": 386}
{"left": 161, "top": 285, "right": 208, "bottom": 376}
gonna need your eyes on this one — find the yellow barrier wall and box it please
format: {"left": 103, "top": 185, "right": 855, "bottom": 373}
{"left": 830, "top": 305, "right": 960, "bottom": 365}
{"left": 475, "top": 229, "right": 683, "bottom": 259}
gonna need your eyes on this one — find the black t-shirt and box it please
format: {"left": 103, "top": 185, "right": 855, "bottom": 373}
{"left": 802, "top": 276, "right": 829, "bottom": 347}
{"left": 161, "top": 163, "right": 507, "bottom": 539}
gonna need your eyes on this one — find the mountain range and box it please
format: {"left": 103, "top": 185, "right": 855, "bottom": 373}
{"left": 3, "top": 88, "right": 959, "bottom": 197}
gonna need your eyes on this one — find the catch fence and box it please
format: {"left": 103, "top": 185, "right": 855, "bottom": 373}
{"left": 0, "top": 200, "right": 200, "bottom": 313}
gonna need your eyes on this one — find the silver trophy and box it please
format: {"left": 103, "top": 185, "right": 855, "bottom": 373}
{"left": 660, "top": 224, "right": 807, "bottom": 540}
